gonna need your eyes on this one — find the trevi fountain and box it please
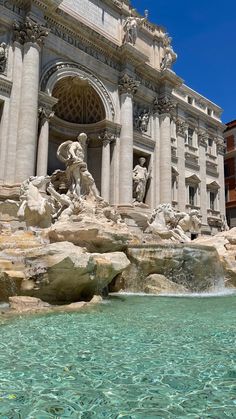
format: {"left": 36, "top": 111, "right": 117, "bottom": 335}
{"left": 0, "top": 131, "right": 235, "bottom": 418}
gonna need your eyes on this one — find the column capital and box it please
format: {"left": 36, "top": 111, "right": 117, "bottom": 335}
{"left": 99, "top": 130, "right": 116, "bottom": 146}
{"left": 38, "top": 106, "right": 54, "bottom": 122}
{"left": 156, "top": 95, "right": 176, "bottom": 115}
{"left": 13, "top": 17, "right": 49, "bottom": 47}
{"left": 119, "top": 74, "right": 140, "bottom": 96}
{"left": 216, "top": 137, "right": 225, "bottom": 154}
{"left": 197, "top": 129, "right": 208, "bottom": 147}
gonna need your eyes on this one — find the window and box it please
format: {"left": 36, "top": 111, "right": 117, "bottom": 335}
{"left": 187, "top": 128, "right": 194, "bottom": 147}
{"left": 208, "top": 138, "right": 213, "bottom": 147}
{"left": 189, "top": 186, "right": 196, "bottom": 206}
{"left": 188, "top": 96, "right": 193, "bottom": 105}
{"left": 207, "top": 108, "right": 212, "bottom": 116}
{"left": 210, "top": 191, "right": 216, "bottom": 210}
{"left": 224, "top": 164, "right": 229, "bottom": 178}
{"left": 208, "top": 138, "right": 213, "bottom": 154}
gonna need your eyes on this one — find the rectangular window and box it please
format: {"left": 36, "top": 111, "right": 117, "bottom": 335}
{"left": 210, "top": 192, "right": 216, "bottom": 210}
{"left": 187, "top": 128, "right": 194, "bottom": 147}
{"left": 189, "top": 186, "right": 196, "bottom": 206}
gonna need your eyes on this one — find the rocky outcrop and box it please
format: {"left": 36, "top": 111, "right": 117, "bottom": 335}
{"left": 144, "top": 274, "right": 188, "bottom": 294}
{"left": 120, "top": 244, "right": 224, "bottom": 293}
{"left": 0, "top": 231, "right": 130, "bottom": 304}
{"left": 195, "top": 228, "right": 236, "bottom": 288}
{"left": 47, "top": 218, "right": 134, "bottom": 253}
{"left": 7, "top": 295, "right": 102, "bottom": 314}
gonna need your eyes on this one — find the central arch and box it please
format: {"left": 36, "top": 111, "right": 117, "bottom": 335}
{"left": 40, "top": 62, "right": 116, "bottom": 194}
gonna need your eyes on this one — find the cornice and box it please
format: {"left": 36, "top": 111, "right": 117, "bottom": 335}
{"left": 175, "top": 97, "right": 225, "bottom": 131}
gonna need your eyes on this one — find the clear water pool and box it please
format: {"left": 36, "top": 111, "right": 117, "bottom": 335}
{"left": 0, "top": 295, "right": 235, "bottom": 418}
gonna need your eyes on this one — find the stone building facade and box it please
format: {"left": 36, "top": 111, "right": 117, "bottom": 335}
{"left": 224, "top": 120, "right": 236, "bottom": 227}
{"left": 0, "top": 0, "right": 225, "bottom": 234}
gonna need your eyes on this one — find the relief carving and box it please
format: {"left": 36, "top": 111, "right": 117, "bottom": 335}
{"left": 0, "top": 42, "right": 7, "bottom": 73}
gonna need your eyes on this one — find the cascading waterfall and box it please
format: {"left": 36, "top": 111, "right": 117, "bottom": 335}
{"left": 121, "top": 243, "right": 228, "bottom": 295}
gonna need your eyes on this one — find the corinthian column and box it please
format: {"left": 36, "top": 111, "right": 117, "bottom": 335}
{"left": 36, "top": 107, "right": 54, "bottom": 177}
{"left": 99, "top": 130, "right": 115, "bottom": 202}
{"left": 5, "top": 40, "right": 23, "bottom": 184}
{"left": 176, "top": 119, "right": 188, "bottom": 211}
{"left": 118, "top": 74, "right": 139, "bottom": 205}
{"left": 14, "top": 17, "right": 49, "bottom": 182}
{"left": 158, "top": 95, "right": 176, "bottom": 203}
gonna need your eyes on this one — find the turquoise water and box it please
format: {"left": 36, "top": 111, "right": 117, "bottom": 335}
{"left": 0, "top": 295, "right": 235, "bottom": 418}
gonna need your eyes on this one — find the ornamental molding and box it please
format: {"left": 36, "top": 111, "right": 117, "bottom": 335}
{"left": 13, "top": 17, "right": 49, "bottom": 46}
{"left": 119, "top": 74, "right": 140, "bottom": 95}
{"left": 40, "top": 62, "right": 115, "bottom": 120}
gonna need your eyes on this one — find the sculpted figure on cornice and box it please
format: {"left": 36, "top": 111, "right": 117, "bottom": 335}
{"left": 176, "top": 119, "right": 188, "bottom": 137}
{"left": 123, "top": 10, "right": 148, "bottom": 46}
{"left": 134, "top": 107, "right": 150, "bottom": 133}
{"left": 13, "top": 17, "right": 49, "bottom": 46}
{"left": 0, "top": 42, "right": 7, "bottom": 73}
{"left": 119, "top": 74, "right": 140, "bottom": 95}
{"left": 160, "top": 35, "right": 177, "bottom": 71}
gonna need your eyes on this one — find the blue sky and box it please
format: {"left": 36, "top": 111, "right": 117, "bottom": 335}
{"left": 132, "top": 0, "right": 236, "bottom": 123}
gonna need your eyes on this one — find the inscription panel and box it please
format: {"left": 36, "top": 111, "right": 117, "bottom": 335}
{"left": 60, "top": 0, "right": 119, "bottom": 39}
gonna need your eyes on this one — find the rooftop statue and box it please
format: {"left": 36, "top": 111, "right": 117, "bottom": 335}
{"left": 160, "top": 35, "right": 177, "bottom": 71}
{"left": 123, "top": 9, "right": 148, "bottom": 46}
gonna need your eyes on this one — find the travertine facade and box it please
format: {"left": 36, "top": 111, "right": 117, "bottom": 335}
{"left": 0, "top": 0, "right": 225, "bottom": 234}
{"left": 224, "top": 120, "right": 236, "bottom": 227}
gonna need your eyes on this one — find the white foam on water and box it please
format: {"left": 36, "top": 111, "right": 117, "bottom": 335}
{"left": 111, "top": 289, "right": 236, "bottom": 298}
{"left": 0, "top": 303, "right": 9, "bottom": 308}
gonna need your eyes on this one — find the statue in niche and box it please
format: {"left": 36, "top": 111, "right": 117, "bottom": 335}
{"left": 133, "top": 157, "right": 150, "bottom": 203}
{"left": 160, "top": 35, "right": 177, "bottom": 71}
{"left": 57, "top": 133, "right": 102, "bottom": 201}
{"left": 0, "top": 42, "right": 7, "bottom": 73}
{"left": 123, "top": 10, "right": 148, "bottom": 46}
